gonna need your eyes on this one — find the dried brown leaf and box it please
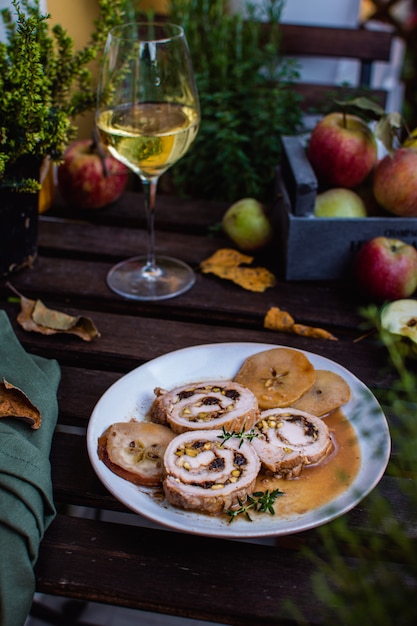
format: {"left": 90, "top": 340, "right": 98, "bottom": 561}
{"left": 263, "top": 306, "right": 338, "bottom": 341}
{"left": 0, "top": 378, "right": 41, "bottom": 429}
{"left": 200, "top": 248, "right": 254, "bottom": 269}
{"left": 200, "top": 248, "right": 276, "bottom": 293}
{"left": 264, "top": 306, "right": 295, "bottom": 331}
{"left": 9, "top": 284, "right": 100, "bottom": 341}
{"left": 292, "top": 323, "right": 338, "bottom": 341}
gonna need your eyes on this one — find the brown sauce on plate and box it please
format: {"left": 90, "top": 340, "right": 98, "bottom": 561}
{"left": 145, "top": 407, "right": 361, "bottom": 521}
{"left": 254, "top": 409, "right": 361, "bottom": 517}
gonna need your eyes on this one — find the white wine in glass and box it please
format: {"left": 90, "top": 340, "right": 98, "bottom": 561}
{"left": 96, "top": 22, "right": 200, "bottom": 300}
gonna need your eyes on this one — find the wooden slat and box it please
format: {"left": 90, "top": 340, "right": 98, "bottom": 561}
{"left": 150, "top": 16, "right": 393, "bottom": 109}
{"left": 35, "top": 499, "right": 416, "bottom": 626}
{"left": 152, "top": 15, "right": 394, "bottom": 63}
{"left": 4, "top": 217, "right": 365, "bottom": 327}
{"left": 37, "top": 213, "right": 223, "bottom": 264}
{"left": 1, "top": 303, "right": 388, "bottom": 390}
{"left": 292, "top": 83, "right": 388, "bottom": 110}
{"left": 35, "top": 514, "right": 324, "bottom": 626}
{"left": 269, "top": 23, "right": 393, "bottom": 62}
{"left": 56, "top": 367, "right": 122, "bottom": 426}
{"left": 47, "top": 191, "right": 229, "bottom": 234}
{"left": 261, "top": 22, "right": 394, "bottom": 109}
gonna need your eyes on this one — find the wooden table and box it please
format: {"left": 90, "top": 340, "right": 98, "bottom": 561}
{"left": 0, "top": 188, "right": 413, "bottom": 625}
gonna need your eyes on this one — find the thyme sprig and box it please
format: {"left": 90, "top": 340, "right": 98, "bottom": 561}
{"left": 226, "top": 489, "right": 284, "bottom": 523}
{"left": 217, "top": 425, "right": 258, "bottom": 448}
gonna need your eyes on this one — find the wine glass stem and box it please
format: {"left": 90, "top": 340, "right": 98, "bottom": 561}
{"left": 141, "top": 176, "right": 161, "bottom": 278}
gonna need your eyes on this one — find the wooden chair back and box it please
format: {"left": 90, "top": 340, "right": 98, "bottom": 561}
{"left": 150, "top": 12, "right": 396, "bottom": 112}
{"left": 274, "top": 22, "right": 395, "bottom": 110}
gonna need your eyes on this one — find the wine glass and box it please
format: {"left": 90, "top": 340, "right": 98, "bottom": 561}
{"left": 96, "top": 22, "right": 200, "bottom": 301}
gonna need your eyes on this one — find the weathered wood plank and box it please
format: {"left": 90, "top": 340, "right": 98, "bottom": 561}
{"left": 278, "top": 23, "right": 393, "bottom": 62}
{"left": 35, "top": 513, "right": 323, "bottom": 626}
{"left": 0, "top": 299, "right": 392, "bottom": 389}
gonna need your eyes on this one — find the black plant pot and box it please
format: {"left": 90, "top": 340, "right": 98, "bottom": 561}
{"left": 0, "top": 157, "right": 41, "bottom": 277}
{"left": 0, "top": 187, "right": 39, "bottom": 277}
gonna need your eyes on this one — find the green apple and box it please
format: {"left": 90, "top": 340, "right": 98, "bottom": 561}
{"left": 314, "top": 188, "right": 367, "bottom": 218}
{"left": 380, "top": 299, "right": 417, "bottom": 357}
{"left": 221, "top": 198, "right": 273, "bottom": 251}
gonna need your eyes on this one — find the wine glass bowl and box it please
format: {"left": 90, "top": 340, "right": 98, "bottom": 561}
{"left": 96, "top": 22, "right": 200, "bottom": 300}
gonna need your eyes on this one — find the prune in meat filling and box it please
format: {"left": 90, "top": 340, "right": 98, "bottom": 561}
{"left": 178, "top": 389, "right": 195, "bottom": 400}
{"left": 287, "top": 415, "right": 318, "bottom": 440}
{"left": 225, "top": 389, "right": 240, "bottom": 401}
{"left": 234, "top": 452, "right": 247, "bottom": 467}
{"left": 202, "top": 396, "right": 220, "bottom": 406}
{"left": 209, "top": 457, "right": 226, "bottom": 471}
{"left": 198, "top": 481, "right": 215, "bottom": 489}
{"left": 192, "top": 440, "right": 206, "bottom": 449}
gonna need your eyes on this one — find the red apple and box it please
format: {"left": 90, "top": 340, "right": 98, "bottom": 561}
{"left": 373, "top": 147, "right": 417, "bottom": 217}
{"left": 58, "top": 139, "right": 129, "bottom": 209}
{"left": 307, "top": 113, "right": 378, "bottom": 188}
{"left": 354, "top": 237, "right": 417, "bottom": 301}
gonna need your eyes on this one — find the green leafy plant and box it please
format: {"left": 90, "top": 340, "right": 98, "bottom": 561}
{"left": 293, "top": 305, "right": 417, "bottom": 626}
{"left": 168, "top": 0, "right": 303, "bottom": 202}
{"left": 0, "top": 0, "right": 125, "bottom": 191}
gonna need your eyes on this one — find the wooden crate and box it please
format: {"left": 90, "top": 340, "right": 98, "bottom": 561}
{"left": 275, "top": 136, "right": 417, "bottom": 281}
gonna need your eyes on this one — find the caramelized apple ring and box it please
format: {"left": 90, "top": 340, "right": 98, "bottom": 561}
{"left": 98, "top": 420, "right": 175, "bottom": 486}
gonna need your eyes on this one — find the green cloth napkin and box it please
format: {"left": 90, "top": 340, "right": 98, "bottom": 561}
{"left": 0, "top": 310, "right": 61, "bottom": 626}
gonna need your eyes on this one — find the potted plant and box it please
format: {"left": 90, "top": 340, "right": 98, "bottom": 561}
{"left": 0, "top": 0, "right": 124, "bottom": 276}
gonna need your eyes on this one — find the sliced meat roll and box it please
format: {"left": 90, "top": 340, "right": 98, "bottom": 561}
{"left": 252, "top": 408, "right": 333, "bottom": 478}
{"left": 163, "top": 429, "right": 261, "bottom": 514}
{"left": 98, "top": 421, "right": 176, "bottom": 486}
{"left": 150, "top": 380, "right": 259, "bottom": 434}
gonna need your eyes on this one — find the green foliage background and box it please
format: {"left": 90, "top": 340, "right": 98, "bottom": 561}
{"left": 290, "top": 307, "right": 417, "bottom": 626}
{"left": 0, "top": 0, "right": 124, "bottom": 191}
{"left": 168, "top": 0, "right": 302, "bottom": 202}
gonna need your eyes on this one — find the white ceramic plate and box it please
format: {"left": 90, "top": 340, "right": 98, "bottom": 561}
{"left": 87, "top": 342, "right": 391, "bottom": 538}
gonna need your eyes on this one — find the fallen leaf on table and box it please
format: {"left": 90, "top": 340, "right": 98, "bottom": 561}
{"left": 264, "top": 306, "right": 338, "bottom": 341}
{"left": 292, "top": 323, "right": 338, "bottom": 341}
{"left": 263, "top": 306, "right": 295, "bottom": 332}
{"left": 8, "top": 284, "right": 100, "bottom": 341}
{"left": 0, "top": 378, "right": 41, "bottom": 429}
{"left": 200, "top": 249, "right": 276, "bottom": 293}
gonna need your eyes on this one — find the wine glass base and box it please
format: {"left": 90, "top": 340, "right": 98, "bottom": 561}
{"left": 106, "top": 255, "right": 196, "bottom": 301}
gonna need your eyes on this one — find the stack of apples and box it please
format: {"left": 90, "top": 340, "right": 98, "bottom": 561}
{"left": 308, "top": 111, "right": 417, "bottom": 219}
{"left": 307, "top": 112, "right": 417, "bottom": 301}
{"left": 307, "top": 112, "right": 376, "bottom": 218}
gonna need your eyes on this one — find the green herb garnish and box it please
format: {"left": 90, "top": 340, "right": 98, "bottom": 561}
{"left": 217, "top": 425, "right": 258, "bottom": 448}
{"left": 226, "top": 489, "right": 285, "bottom": 523}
